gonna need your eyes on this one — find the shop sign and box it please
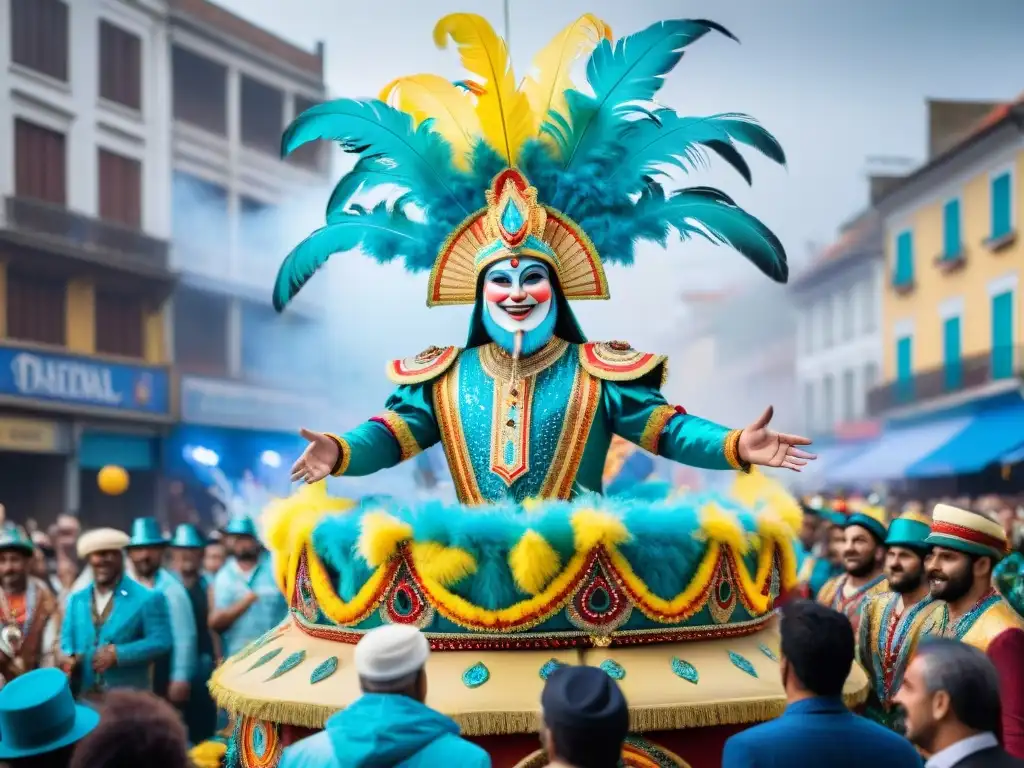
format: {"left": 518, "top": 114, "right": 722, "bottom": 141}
{"left": 0, "top": 416, "right": 66, "bottom": 453}
{"left": 0, "top": 344, "right": 171, "bottom": 416}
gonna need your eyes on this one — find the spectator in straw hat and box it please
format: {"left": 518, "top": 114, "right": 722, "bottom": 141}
{"left": 925, "top": 504, "right": 1024, "bottom": 758}
{"left": 59, "top": 528, "right": 172, "bottom": 697}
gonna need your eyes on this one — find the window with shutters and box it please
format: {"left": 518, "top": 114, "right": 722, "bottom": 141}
{"left": 98, "top": 150, "right": 142, "bottom": 228}
{"left": 240, "top": 75, "right": 284, "bottom": 155}
{"left": 173, "top": 288, "right": 229, "bottom": 376}
{"left": 6, "top": 270, "right": 67, "bottom": 346}
{"left": 10, "top": 0, "right": 69, "bottom": 82}
{"left": 14, "top": 120, "right": 67, "bottom": 206}
{"left": 95, "top": 290, "right": 144, "bottom": 358}
{"left": 99, "top": 21, "right": 142, "bottom": 110}
{"left": 287, "top": 95, "right": 322, "bottom": 170}
{"left": 172, "top": 46, "right": 228, "bottom": 135}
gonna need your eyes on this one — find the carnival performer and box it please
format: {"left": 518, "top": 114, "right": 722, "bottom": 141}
{"left": 278, "top": 15, "right": 812, "bottom": 500}
{"left": 59, "top": 528, "right": 172, "bottom": 696}
{"left": 924, "top": 504, "right": 1024, "bottom": 758}
{"left": 857, "top": 510, "right": 943, "bottom": 731}
{"left": 0, "top": 528, "right": 58, "bottom": 685}
{"left": 817, "top": 504, "right": 888, "bottom": 634}
{"left": 125, "top": 517, "right": 196, "bottom": 706}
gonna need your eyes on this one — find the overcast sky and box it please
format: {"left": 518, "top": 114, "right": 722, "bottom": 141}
{"left": 216, "top": 0, "right": 1024, "bottom": 406}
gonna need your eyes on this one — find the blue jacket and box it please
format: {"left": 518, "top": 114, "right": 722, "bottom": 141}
{"left": 60, "top": 576, "right": 172, "bottom": 692}
{"left": 722, "top": 697, "right": 922, "bottom": 768}
{"left": 278, "top": 693, "right": 491, "bottom": 768}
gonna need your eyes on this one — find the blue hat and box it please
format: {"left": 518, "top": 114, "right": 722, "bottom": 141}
{"left": 170, "top": 524, "right": 206, "bottom": 549}
{"left": 0, "top": 528, "right": 33, "bottom": 557}
{"left": 541, "top": 665, "right": 629, "bottom": 734}
{"left": 885, "top": 511, "right": 933, "bottom": 553}
{"left": 844, "top": 505, "right": 888, "bottom": 544}
{"left": 222, "top": 515, "right": 259, "bottom": 538}
{"left": 0, "top": 668, "right": 99, "bottom": 758}
{"left": 127, "top": 517, "right": 168, "bottom": 548}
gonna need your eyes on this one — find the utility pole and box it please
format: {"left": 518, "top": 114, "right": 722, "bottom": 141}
{"left": 503, "top": 0, "right": 512, "bottom": 49}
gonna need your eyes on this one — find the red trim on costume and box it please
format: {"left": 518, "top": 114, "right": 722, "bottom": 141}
{"left": 931, "top": 521, "right": 1007, "bottom": 553}
{"left": 390, "top": 347, "right": 457, "bottom": 378}
{"left": 581, "top": 343, "right": 656, "bottom": 373}
{"left": 674, "top": 405, "right": 687, "bottom": 415}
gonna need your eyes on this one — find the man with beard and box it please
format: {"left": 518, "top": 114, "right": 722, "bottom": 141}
{"left": 126, "top": 517, "right": 196, "bottom": 707}
{"left": 857, "top": 510, "right": 944, "bottom": 730}
{"left": 817, "top": 503, "right": 888, "bottom": 634}
{"left": 168, "top": 523, "right": 217, "bottom": 745}
{"left": 924, "top": 504, "right": 1024, "bottom": 758}
{"left": 0, "top": 528, "right": 57, "bottom": 685}
{"left": 59, "top": 528, "right": 171, "bottom": 695}
{"left": 798, "top": 498, "right": 847, "bottom": 599}
{"left": 208, "top": 516, "right": 287, "bottom": 660}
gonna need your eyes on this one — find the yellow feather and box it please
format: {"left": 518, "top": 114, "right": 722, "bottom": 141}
{"left": 433, "top": 13, "right": 534, "bottom": 165}
{"left": 571, "top": 508, "right": 631, "bottom": 553}
{"left": 379, "top": 74, "right": 482, "bottom": 170}
{"left": 411, "top": 541, "right": 477, "bottom": 587}
{"left": 700, "top": 502, "right": 749, "bottom": 555}
{"left": 508, "top": 529, "right": 562, "bottom": 595}
{"left": 519, "top": 14, "right": 611, "bottom": 134}
{"left": 357, "top": 511, "right": 413, "bottom": 568}
{"left": 731, "top": 469, "right": 802, "bottom": 534}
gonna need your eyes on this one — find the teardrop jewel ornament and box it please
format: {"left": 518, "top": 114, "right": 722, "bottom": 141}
{"left": 500, "top": 199, "right": 525, "bottom": 237}
{"left": 462, "top": 662, "right": 490, "bottom": 689}
{"left": 310, "top": 656, "right": 339, "bottom": 684}
{"left": 671, "top": 657, "right": 699, "bottom": 684}
{"left": 729, "top": 651, "right": 758, "bottom": 678}
{"left": 599, "top": 659, "right": 626, "bottom": 680}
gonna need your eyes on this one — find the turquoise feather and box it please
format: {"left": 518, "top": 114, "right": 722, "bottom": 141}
{"left": 613, "top": 111, "right": 786, "bottom": 187}
{"left": 325, "top": 158, "right": 416, "bottom": 222}
{"left": 635, "top": 185, "right": 787, "bottom": 282}
{"left": 545, "top": 19, "right": 736, "bottom": 169}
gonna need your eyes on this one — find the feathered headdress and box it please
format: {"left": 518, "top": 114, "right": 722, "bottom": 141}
{"left": 273, "top": 13, "right": 788, "bottom": 313}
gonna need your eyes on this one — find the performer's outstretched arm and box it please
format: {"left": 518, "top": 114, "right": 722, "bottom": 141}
{"left": 294, "top": 383, "right": 440, "bottom": 482}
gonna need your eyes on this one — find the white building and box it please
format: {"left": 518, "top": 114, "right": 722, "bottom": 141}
{"left": 791, "top": 212, "right": 884, "bottom": 438}
{"left": 0, "top": 0, "right": 177, "bottom": 528}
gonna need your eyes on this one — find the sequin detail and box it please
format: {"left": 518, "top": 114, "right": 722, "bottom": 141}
{"left": 267, "top": 650, "right": 306, "bottom": 681}
{"left": 246, "top": 647, "right": 282, "bottom": 672}
{"left": 599, "top": 659, "right": 625, "bottom": 680}
{"left": 758, "top": 643, "right": 778, "bottom": 661}
{"left": 539, "top": 658, "right": 565, "bottom": 680}
{"left": 951, "top": 591, "right": 1002, "bottom": 639}
{"left": 462, "top": 662, "right": 490, "bottom": 688}
{"left": 310, "top": 656, "right": 339, "bottom": 685}
{"left": 729, "top": 651, "right": 758, "bottom": 678}
{"left": 671, "top": 657, "right": 699, "bottom": 684}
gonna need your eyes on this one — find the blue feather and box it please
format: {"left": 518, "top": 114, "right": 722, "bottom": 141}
{"left": 636, "top": 185, "right": 788, "bottom": 282}
{"left": 281, "top": 99, "right": 466, "bottom": 215}
{"left": 325, "top": 157, "right": 419, "bottom": 222}
{"left": 272, "top": 207, "right": 428, "bottom": 311}
{"left": 550, "top": 19, "right": 736, "bottom": 170}
{"left": 612, "top": 111, "right": 786, "bottom": 188}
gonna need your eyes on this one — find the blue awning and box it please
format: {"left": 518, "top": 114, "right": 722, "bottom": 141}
{"left": 829, "top": 417, "right": 972, "bottom": 485}
{"left": 907, "top": 401, "right": 1024, "bottom": 477}
{"left": 1003, "top": 444, "right": 1024, "bottom": 465}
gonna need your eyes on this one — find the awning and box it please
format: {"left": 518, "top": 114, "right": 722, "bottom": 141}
{"left": 907, "top": 401, "right": 1024, "bottom": 477}
{"left": 1003, "top": 444, "right": 1024, "bottom": 465}
{"left": 796, "top": 441, "right": 879, "bottom": 490}
{"left": 828, "top": 417, "right": 972, "bottom": 485}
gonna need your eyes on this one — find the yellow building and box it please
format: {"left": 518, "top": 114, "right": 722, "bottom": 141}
{"left": 873, "top": 101, "right": 1024, "bottom": 417}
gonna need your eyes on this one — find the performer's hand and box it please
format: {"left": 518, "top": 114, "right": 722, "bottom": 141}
{"left": 59, "top": 654, "right": 78, "bottom": 675}
{"left": 737, "top": 406, "right": 816, "bottom": 472}
{"left": 290, "top": 428, "right": 340, "bottom": 484}
{"left": 168, "top": 680, "right": 191, "bottom": 704}
{"left": 92, "top": 645, "right": 117, "bottom": 674}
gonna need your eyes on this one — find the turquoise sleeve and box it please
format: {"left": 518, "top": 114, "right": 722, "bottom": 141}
{"left": 603, "top": 380, "right": 742, "bottom": 471}
{"left": 329, "top": 383, "right": 440, "bottom": 477}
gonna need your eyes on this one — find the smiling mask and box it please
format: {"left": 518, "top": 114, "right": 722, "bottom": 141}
{"left": 481, "top": 257, "right": 557, "bottom": 356}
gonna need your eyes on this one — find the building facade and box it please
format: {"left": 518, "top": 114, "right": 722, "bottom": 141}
{"left": 0, "top": 0, "right": 175, "bottom": 529}
{"left": 832, "top": 101, "right": 1024, "bottom": 488}
{"left": 163, "top": 0, "right": 334, "bottom": 529}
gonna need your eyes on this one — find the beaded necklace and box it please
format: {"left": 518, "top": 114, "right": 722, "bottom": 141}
{"left": 874, "top": 594, "right": 935, "bottom": 700}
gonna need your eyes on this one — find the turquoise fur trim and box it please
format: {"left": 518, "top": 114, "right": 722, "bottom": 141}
{"left": 462, "top": 662, "right": 490, "bottom": 688}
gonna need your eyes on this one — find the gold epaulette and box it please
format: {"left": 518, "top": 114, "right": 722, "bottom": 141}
{"left": 579, "top": 341, "right": 668, "bottom": 387}
{"left": 385, "top": 345, "right": 461, "bottom": 385}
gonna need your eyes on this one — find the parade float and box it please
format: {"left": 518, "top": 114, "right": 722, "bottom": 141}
{"left": 208, "top": 11, "right": 869, "bottom": 766}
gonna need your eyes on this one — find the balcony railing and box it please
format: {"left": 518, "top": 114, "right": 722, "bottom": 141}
{"left": 867, "top": 346, "right": 1022, "bottom": 415}
{"left": 4, "top": 196, "right": 170, "bottom": 272}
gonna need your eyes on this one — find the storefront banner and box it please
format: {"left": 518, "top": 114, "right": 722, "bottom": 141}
{"left": 0, "top": 344, "right": 171, "bottom": 416}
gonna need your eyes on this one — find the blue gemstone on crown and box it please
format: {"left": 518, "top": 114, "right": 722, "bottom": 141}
{"left": 500, "top": 199, "right": 525, "bottom": 234}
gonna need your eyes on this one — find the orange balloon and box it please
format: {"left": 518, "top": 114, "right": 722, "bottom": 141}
{"left": 97, "top": 465, "right": 129, "bottom": 496}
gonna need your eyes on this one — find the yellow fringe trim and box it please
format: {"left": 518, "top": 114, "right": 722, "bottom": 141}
{"left": 509, "top": 529, "right": 562, "bottom": 595}
{"left": 210, "top": 666, "right": 868, "bottom": 736}
{"left": 374, "top": 410, "right": 422, "bottom": 461}
{"left": 638, "top": 405, "right": 677, "bottom": 454}
{"left": 358, "top": 511, "right": 413, "bottom": 568}
{"left": 325, "top": 433, "right": 352, "bottom": 477}
{"left": 724, "top": 429, "right": 746, "bottom": 472}
{"left": 411, "top": 541, "right": 477, "bottom": 587}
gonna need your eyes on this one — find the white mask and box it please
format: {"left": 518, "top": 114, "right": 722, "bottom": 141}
{"left": 481, "top": 257, "right": 553, "bottom": 334}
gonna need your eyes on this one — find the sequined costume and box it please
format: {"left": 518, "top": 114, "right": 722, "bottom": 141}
{"left": 817, "top": 573, "right": 888, "bottom": 635}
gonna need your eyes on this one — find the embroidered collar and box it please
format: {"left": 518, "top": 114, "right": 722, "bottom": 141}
{"left": 949, "top": 589, "right": 1002, "bottom": 640}
{"left": 832, "top": 572, "right": 885, "bottom": 610}
{"left": 480, "top": 337, "right": 569, "bottom": 380}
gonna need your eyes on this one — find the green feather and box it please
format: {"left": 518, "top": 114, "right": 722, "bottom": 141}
{"left": 639, "top": 185, "right": 788, "bottom": 283}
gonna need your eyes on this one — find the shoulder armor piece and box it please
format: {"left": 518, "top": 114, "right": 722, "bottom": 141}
{"left": 386, "top": 345, "right": 461, "bottom": 385}
{"left": 579, "top": 341, "right": 668, "bottom": 386}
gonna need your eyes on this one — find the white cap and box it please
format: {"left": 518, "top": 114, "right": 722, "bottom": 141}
{"left": 77, "top": 528, "right": 130, "bottom": 559}
{"left": 354, "top": 624, "right": 430, "bottom": 682}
